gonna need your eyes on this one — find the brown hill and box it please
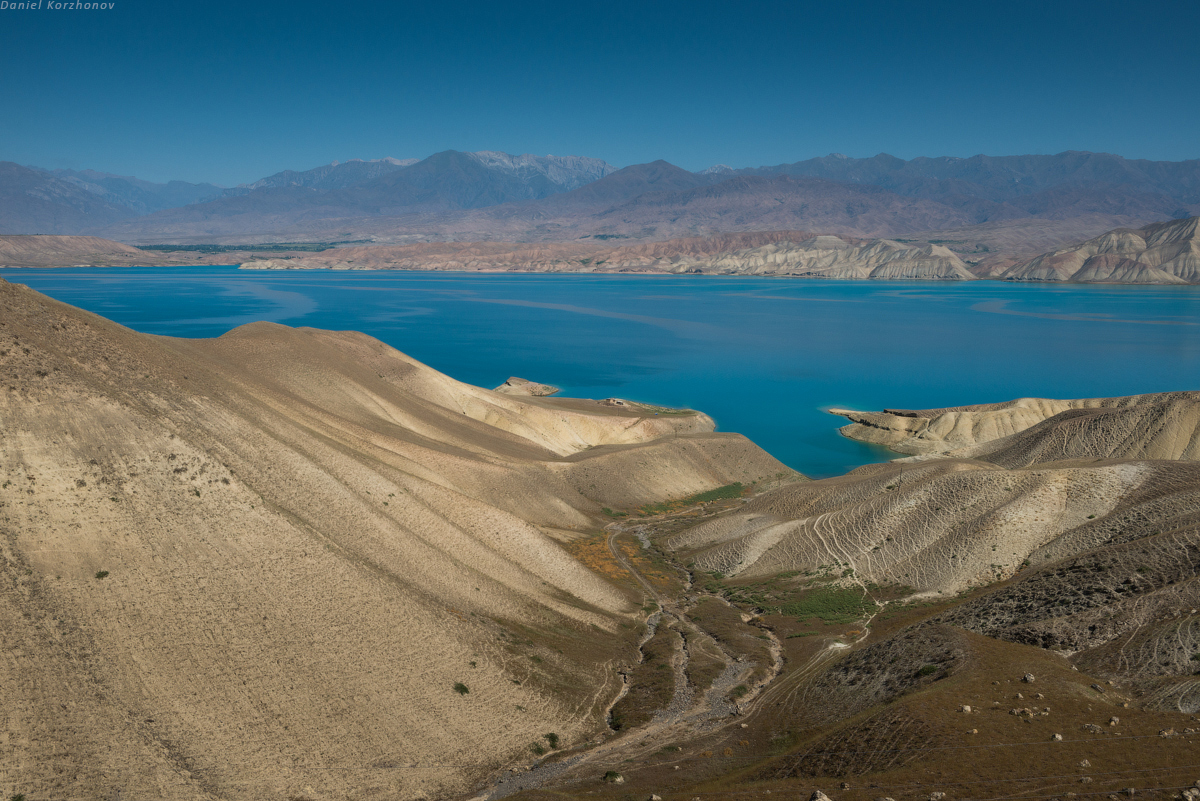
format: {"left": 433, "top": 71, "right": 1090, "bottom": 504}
{"left": 0, "top": 234, "right": 144, "bottom": 266}
{"left": 0, "top": 276, "right": 787, "bottom": 799}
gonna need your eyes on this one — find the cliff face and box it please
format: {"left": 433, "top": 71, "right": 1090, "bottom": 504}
{"left": 1000, "top": 216, "right": 1200, "bottom": 283}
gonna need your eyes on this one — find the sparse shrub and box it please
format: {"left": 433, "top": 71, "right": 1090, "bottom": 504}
{"left": 603, "top": 770, "right": 622, "bottom": 783}
{"left": 730, "top": 684, "right": 749, "bottom": 699}
{"left": 544, "top": 732, "right": 559, "bottom": 749}
{"left": 530, "top": 742, "right": 546, "bottom": 756}
{"left": 917, "top": 664, "right": 939, "bottom": 677}
{"left": 12, "top": 794, "right": 27, "bottom": 801}
{"left": 453, "top": 682, "right": 469, "bottom": 695}
{"left": 94, "top": 570, "right": 109, "bottom": 579}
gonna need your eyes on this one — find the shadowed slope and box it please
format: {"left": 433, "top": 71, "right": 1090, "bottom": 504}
{"left": 0, "top": 277, "right": 787, "bottom": 800}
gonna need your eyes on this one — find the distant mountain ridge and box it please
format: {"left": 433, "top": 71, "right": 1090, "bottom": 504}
{"left": 5, "top": 149, "right": 1200, "bottom": 243}
{"left": 739, "top": 151, "right": 1200, "bottom": 208}
{"left": 0, "top": 162, "right": 135, "bottom": 234}
{"left": 43, "top": 168, "right": 224, "bottom": 215}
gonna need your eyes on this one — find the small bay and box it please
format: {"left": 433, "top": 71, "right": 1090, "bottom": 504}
{"left": 5, "top": 266, "right": 1198, "bottom": 478}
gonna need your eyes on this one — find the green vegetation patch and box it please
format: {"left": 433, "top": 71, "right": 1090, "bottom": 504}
{"left": 777, "top": 586, "right": 875, "bottom": 625}
{"left": 712, "top": 570, "right": 878, "bottom": 626}
{"left": 637, "top": 483, "right": 746, "bottom": 516}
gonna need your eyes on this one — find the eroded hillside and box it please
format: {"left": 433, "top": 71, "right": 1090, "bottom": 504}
{"left": 0, "top": 276, "right": 790, "bottom": 800}
{"left": 503, "top": 391, "right": 1200, "bottom": 801}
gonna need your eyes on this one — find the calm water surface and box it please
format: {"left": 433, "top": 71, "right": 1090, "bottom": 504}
{"left": 5, "top": 266, "right": 1199, "bottom": 478}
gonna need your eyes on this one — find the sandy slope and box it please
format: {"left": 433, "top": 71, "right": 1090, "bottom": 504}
{"left": 0, "top": 277, "right": 787, "bottom": 800}
{"left": 830, "top": 391, "right": 1200, "bottom": 457}
{"left": 999, "top": 216, "right": 1200, "bottom": 283}
{"left": 669, "top": 392, "right": 1200, "bottom": 598}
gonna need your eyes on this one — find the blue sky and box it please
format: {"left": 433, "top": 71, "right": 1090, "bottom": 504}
{"left": 2, "top": 0, "right": 1197, "bottom": 185}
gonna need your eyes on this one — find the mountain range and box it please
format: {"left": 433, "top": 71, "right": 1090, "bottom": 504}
{"left": 4, "top": 150, "right": 1200, "bottom": 248}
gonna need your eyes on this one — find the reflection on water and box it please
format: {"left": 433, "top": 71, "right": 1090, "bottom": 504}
{"left": 5, "top": 267, "right": 1199, "bottom": 478}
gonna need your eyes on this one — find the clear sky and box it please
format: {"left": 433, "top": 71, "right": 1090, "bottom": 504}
{"left": 2, "top": 0, "right": 1197, "bottom": 186}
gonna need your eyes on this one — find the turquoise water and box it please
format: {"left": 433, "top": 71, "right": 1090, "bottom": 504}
{"left": 5, "top": 266, "right": 1199, "bottom": 478}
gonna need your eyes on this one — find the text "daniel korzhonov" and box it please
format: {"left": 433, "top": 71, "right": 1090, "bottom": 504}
{"left": 1, "top": 1, "right": 116, "bottom": 8}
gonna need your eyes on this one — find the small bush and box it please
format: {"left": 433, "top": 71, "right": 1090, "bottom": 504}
{"left": 917, "top": 664, "right": 939, "bottom": 677}
{"left": 94, "top": 570, "right": 109, "bottom": 579}
{"left": 530, "top": 742, "right": 546, "bottom": 756}
{"left": 603, "top": 771, "right": 622, "bottom": 783}
{"left": 453, "top": 682, "right": 469, "bottom": 695}
{"left": 544, "top": 732, "right": 559, "bottom": 749}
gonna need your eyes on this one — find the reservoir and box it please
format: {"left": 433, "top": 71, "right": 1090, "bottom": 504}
{"left": 5, "top": 266, "right": 1198, "bottom": 478}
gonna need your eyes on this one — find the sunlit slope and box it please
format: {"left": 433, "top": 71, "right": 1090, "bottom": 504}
{"left": 664, "top": 392, "right": 1200, "bottom": 724}
{"left": 669, "top": 393, "right": 1200, "bottom": 597}
{"left": 0, "top": 277, "right": 787, "bottom": 800}
{"left": 832, "top": 391, "right": 1200, "bottom": 458}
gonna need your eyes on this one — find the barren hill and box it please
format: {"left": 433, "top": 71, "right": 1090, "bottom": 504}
{"left": 999, "top": 216, "right": 1200, "bottom": 283}
{"left": 242, "top": 230, "right": 976, "bottom": 280}
{"left": 0, "top": 234, "right": 144, "bottom": 267}
{"left": 830, "top": 391, "right": 1200, "bottom": 456}
{"left": 661, "top": 390, "right": 1200, "bottom": 717}
{"left": 0, "top": 276, "right": 787, "bottom": 799}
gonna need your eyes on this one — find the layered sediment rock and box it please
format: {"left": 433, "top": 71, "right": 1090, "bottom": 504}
{"left": 1000, "top": 216, "right": 1200, "bottom": 283}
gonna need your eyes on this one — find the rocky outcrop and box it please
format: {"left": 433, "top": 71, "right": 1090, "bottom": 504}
{"left": 493, "top": 376, "right": 560, "bottom": 396}
{"left": 1000, "top": 216, "right": 1200, "bottom": 283}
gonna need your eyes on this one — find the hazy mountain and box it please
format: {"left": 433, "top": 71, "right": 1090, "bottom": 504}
{"left": 95, "top": 150, "right": 620, "bottom": 239}
{"left": 17, "top": 149, "right": 1200, "bottom": 244}
{"left": 466, "top": 150, "right": 615, "bottom": 191}
{"left": 326, "top": 149, "right": 615, "bottom": 213}
{"left": 227, "top": 156, "right": 418, "bottom": 193}
{"left": 0, "top": 162, "right": 135, "bottom": 234}
{"left": 44, "top": 168, "right": 224, "bottom": 214}
{"left": 545, "top": 159, "right": 716, "bottom": 208}
{"left": 743, "top": 151, "right": 1200, "bottom": 211}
